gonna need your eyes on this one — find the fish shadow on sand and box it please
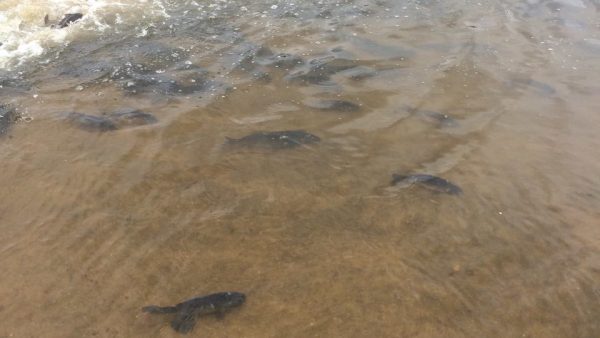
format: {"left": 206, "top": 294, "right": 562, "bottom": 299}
{"left": 390, "top": 174, "right": 463, "bottom": 196}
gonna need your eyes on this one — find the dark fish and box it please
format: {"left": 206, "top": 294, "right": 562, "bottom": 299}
{"left": 56, "top": 13, "right": 83, "bottom": 28}
{"left": 510, "top": 77, "right": 556, "bottom": 96}
{"left": 251, "top": 71, "right": 272, "bottom": 83}
{"left": 119, "top": 75, "right": 175, "bottom": 95}
{"left": 391, "top": 174, "right": 463, "bottom": 195}
{"left": 66, "top": 112, "right": 117, "bottom": 132}
{"left": 265, "top": 53, "right": 304, "bottom": 69}
{"left": 105, "top": 109, "right": 158, "bottom": 127}
{"left": 0, "top": 104, "right": 19, "bottom": 136}
{"left": 227, "top": 130, "right": 320, "bottom": 149}
{"left": 416, "top": 110, "right": 458, "bottom": 128}
{"left": 317, "top": 9, "right": 332, "bottom": 18}
{"left": 287, "top": 57, "right": 362, "bottom": 84}
{"left": 309, "top": 57, "right": 360, "bottom": 74}
{"left": 119, "top": 72, "right": 215, "bottom": 96}
{"left": 233, "top": 44, "right": 274, "bottom": 72}
{"left": 142, "top": 292, "right": 246, "bottom": 334}
{"left": 342, "top": 66, "right": 377, "bottom": 81}
{"left": 305, "top": 99, "right": 361, "bottom": 112}
{"left": 404, "top": 106, "right": 458, "bottom": 128}
{"left": 286, "top": 70, "right": 332, "bottom": 85}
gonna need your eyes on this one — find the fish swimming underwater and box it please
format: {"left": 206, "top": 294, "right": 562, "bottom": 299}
{"left": 104, "top": 109, "right": 158, "bottom": 127}
{"left": 304, "top": 99, "right": 361, "bottom": 112}
{"left": 66, "top": 112, "right": 117, "bottom": 132}
{"left": 0, "top": 104, "right": 19, "bottom": 136}
{"left": 226, "top": 130, "right": 320, "bottom": 150}
{"left": 65, "top": 110, "right": 157, "bottom": 132}
{"left": 391, "top": 174, "right": 463, "bottom": 195}
{"left": 142, "top": 292, "right": 246, "bottom": 334}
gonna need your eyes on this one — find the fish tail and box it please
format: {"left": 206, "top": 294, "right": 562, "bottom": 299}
{"left": 449, "top": 185, "right": 463, "bottom": 196}
{"left": 142, "top": 305, "right": 178, "bottom": 314}
{"left": 225, "top": 136, "right": 238, "bottom": 144}
{"left": 391, "top": 174, "right": 408, "bottom": 185}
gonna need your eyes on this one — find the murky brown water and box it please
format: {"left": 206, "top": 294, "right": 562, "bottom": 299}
{"left": 1, "top": 0, "right": 600, "bottom": 337}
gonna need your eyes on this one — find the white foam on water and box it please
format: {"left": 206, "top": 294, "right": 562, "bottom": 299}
{"left": 0, "top": 0, "right": 171, "bottom": 70}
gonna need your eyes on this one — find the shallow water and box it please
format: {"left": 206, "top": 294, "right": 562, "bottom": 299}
{"left": 1, "top": 0, "right": 600, "bottom": 337}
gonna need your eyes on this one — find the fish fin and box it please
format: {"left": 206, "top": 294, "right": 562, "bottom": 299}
{"left": 215, "top": 307, "right": 226, "bottom": 320}
{"left": 171, "top": 310, "right": 197, "bottom": 333}
{"left": 142, "top": 305, "right": 178, "bottom": 314}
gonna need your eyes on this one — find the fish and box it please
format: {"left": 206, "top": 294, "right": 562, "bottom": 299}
{"left": 391, "top": 174, "right": 463, "bottom": 195}
{"left": 416, "top": 110, "right": 459, "bottom": 128}
{"left": 226, "top": 130, "right": 321, "bottom": 149}
{"left": 264, "top": 53, "right": 304, "bottom": 69}
{"left": 0, "top": 104, "right": 19, "bottom": 136}
{"left": 342, "top": 66, "right": 377, "bottom": 81}
{"left": 57, "top": 13, "right": 83, "bottom": 28}
{"left": 142, "top": 292, "right": 246, "bottom": 334}
{"left": 509, "top": 77, "right": 556, "bottom": 96}
{"left": 304, "top": 99, "right": 361, "bottom": 112}
{"left": 65, "top": 112, "right": 117, "bottom": 132}
{"left": 404, "top": 106, "right": 459, "bottom": 128}
{"left": 65, "top": 110, "right": 158, "bottom": 132}
{"left": 45, "top": 13, "right": 83, "bottom": 29}
{"left": 287, "top": 57, "right": 364, "bottom": 85}
{"left": 105, "top": 109, "right": 158, "bottom": 127}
